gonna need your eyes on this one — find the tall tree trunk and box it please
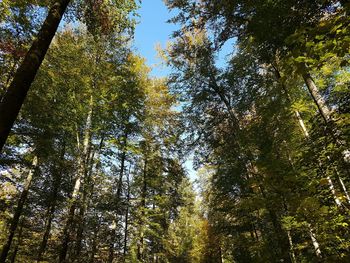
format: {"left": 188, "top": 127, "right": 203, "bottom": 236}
{"left": 300, "top": 64, "right": 331, "bottom": 124}
{"left": 299, "top": 64, "right": 350, "bottom": 159}
{"left": 123, "top": 166, "right": 131, "bottom": 260}
{"left": 258, "top": 184, "right": 291, "bottom": 262}
{"left": 272, "top": 64, "right": 347, "bottom": 207}
{"left": 89, "top": 218, "right": 100, "bottom": 263}
{"left": 37, "top": 144, "right": 65, "bottom": 262}
{"left": 294, "top": 110, "right": 310, "bottom": 138}
{"left": 73, "top": 155, "right": 93, "bottom": 263}
{"left": 1, "top": 57, "right": 20, "bottom": 101}
{"left": 9, "top": 219, "right": 24, "bottom": 263}
{"left": 0, "top": 155, "right": 38, "bottom": 263}
{"left": 338, "top": 175, "right": 350, "bottom": 204}
{"left": 108, "top": 220, "right": 117, "bottom": 263}
{"left": 108, "top": 133, "right": 128, "bottom": 263}
{"left": 209, "top": 72, "right": 291, "bottom": 262}
{"left": 59, "top": 97, "right": 93, "bottom": 263}
{"left": 271, "top": 63, "right": 310, "bottom": 138}
{"left": 287, "top": 230, "right": 297, "bottom": 263}
{"left": 0, "top": 0, "right": 71, "bottom": 152}
{"left": 58, "top": 178, "right": 81, "bottom": 263}
{"left": 74, "top": 132, "right": 104, "bottom": 263}
{"left": 327, "top": 176, "right": 342, "bottom": 207}
{"left": 219, "top": 245, "right": 223, "bottom": 263}
{"left": 37, "top": 202, "right": 58, "bottom": 262}
{"left": 308, "top": 224, "right": 322, "bottom": 259}
{"left": 138, "top": 158, "right": 147, "bottom": 261}
{"left": 300, "top": 65, "right": 350, "bottom": 176}
{"left": 73, "top": 191, "right": 87, "bottom": 263}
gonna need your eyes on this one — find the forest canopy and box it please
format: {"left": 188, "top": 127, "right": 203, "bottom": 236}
{"left": 0, "top": 0, "right": 349, "bottom": 262}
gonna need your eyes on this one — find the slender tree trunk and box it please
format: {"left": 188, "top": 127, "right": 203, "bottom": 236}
{"left": 338, "top": 176, "right": 350, "bottom": 204}
{"left": 219, "top": 245, "right": 223, "bottom": 263}
{"left": 73, "top": 60, "right": 102, "bottom": 259}
{"left": 327, "top": 176, "right": 342, "bottom": 207}
{"left": 295, "top": 110, "right": 309, "bottom": 138}
{"left": 281, "top": 198, "right": 298, "bottom": 263}
{"left": 287, "top": 230, "right": 297, "bottom": 263}
{"left": 0, "top": 155, "right": 38, "bottom": 263}
{"left": 0, "top": 0, "right": 71, "bottom": 152}
{"left": 300, "top": 65, "right": 350, "bottom": 159}
{"left": 252, "top": 224, "right": 259, "bottom": 242}
{"left": 108, "top": 220, "right": 117, "bottom": 263}
{"left": 209, "top": 75, "right": 241, "bottom": 132}
{"left": 271, "top": 63, "right": 310, "bottom": 138}
{"left": 9, "top": 219, "right": 24, "bottom": 263}
{"left": 1, "top": 57, "right": 20, "bottom": 101}
{"left": 58, "top": 179, "right": 80, "bottom": 263}
{"left": 116, "top": 134, "right": 128, "bottom": 203}
{"left": 108, "top": 132, "right": 128, "bottom": 263}
{"left": 308, "top": 224, "right": 322, "bottom": 259}
{"left": 123, "top": 166, "right": 131, "bottom": 260}
{"left": 209, "top": 73, "right": 291, "bottom": 262}
{"left": 73, "top": 160, "right": 94, "bottom": 263}
{"left": 37, "top": 144, "right": 65, "bottom": 262}
{"left": 300, "top": 64, "right": 331, "bottom": 123}
{"left": 73, "top": 189, "right": 87, "bottom": 262}
{"left": 74, "top": 135, "right": 104, "bottom": 262}
{"left": 37, "top": 202, "right": 57, "bottom": 262}
{"left": 59, "top": 97, "right": 93, "bottom": 263}
{"left": 137, "top": 158, "right": 147, "bottom": 261}
{"left": 272, "top": 64, "right": 347, "bottom": 207}
{"left": 258, "top": 184, "right": 291, "bottom": 262}
{"left": 89, "top": 219, "right": 100, "bottom": 263}
{"left": 300, "top": 65, "right": 350, "bottom": 176}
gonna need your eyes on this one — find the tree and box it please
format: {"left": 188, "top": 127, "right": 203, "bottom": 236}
{"left": 0, "top": 0, "right": 71, "bottom": 151}
{"left": 0, "top": 0, "right": 138, "bottom": 152}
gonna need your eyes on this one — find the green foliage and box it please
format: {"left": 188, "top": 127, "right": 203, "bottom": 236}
{"left": 1, "top": 1, "right": 350, "bottom": 262}
{"left": 165, "top": 1, "right": 350, "bottom": 262}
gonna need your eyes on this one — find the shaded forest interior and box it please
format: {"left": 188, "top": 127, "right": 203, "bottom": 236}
{"left": 0, "top": 0, "right": 350, "bottom": 262}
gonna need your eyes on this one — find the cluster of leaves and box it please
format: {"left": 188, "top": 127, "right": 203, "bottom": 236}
{"left": 165, "top": 0, "right": 350, "bottom": 262}
{"left": 0, "top": 12, "right": 199, "bottom": 263}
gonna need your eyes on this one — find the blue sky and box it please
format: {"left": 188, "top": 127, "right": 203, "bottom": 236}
{"left": 133, "top": 1, "right": 234, "bottom": 181}
{"left": 134, "top": 0, "right": 176, "bottom": 77}
{"left": 134, "top": 0, "right": 197, "bottom": 180}
{"left": 134, "top": 0, "right": 235, "bottom": 75}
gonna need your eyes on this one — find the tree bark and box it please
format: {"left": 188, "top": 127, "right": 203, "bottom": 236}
{"left": 59, "top": 97, "right": 93, "bottom": 263}
{"left": 137, "top": 158, "right": 148, "bottom": 261}
{"left": 108, "top": 220, "right": 117, "bottom": 263}
{"left": 271, "top": 63, "right": 310, "bottom": 138}
{"left": 209, "top": 72, "right": 291, "bottom": 262}
{"left": 37, "top": 202, "right": 58, "bottom": 262}
{"left": 37, "top": 144, "right": 65, "bottom": 262}
{"left": 327, "top": 176, "right": 342, "bottom": 207}
{"left": 272, "top": 64, "right": 348, "bottom": 207}
{"left": 9, "top": 219, "right": 24, "bottom": 263}
{"left": 0, "top": 156, "right": 38, "bottom": 263}
{"left": 1, "top": 57, "right": 20, "bottom": 101}
{"left": 300, "top": 64, "right": 331, "bottom": 124}
{"left": 0, "top": 0, "right": 71, "bottom": 152}
{"left": 89, "top": 218, "right": 100, "bottom": 263}
{"left": 294, "top": 110, "right": 310, "bottom": 138}
{"left": 73, "top": 190, "right": 87, "bottom": 263}
{"left": 339, "top": 176, "right": 350, "bottom": 204}
{"left": 287, "top": 230, "right": 297, "bottom": 263}
{"left": 73, "top": 103, "right": 105, "bottom": 262}
{"left": 123, "top": 166, "right": 131, "bottom": 260}
{"left": 308, "top": 224, "right": 322, "bottom": 259}
{"left": 108, "top": 133, "right": 128, "bottom": 263}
